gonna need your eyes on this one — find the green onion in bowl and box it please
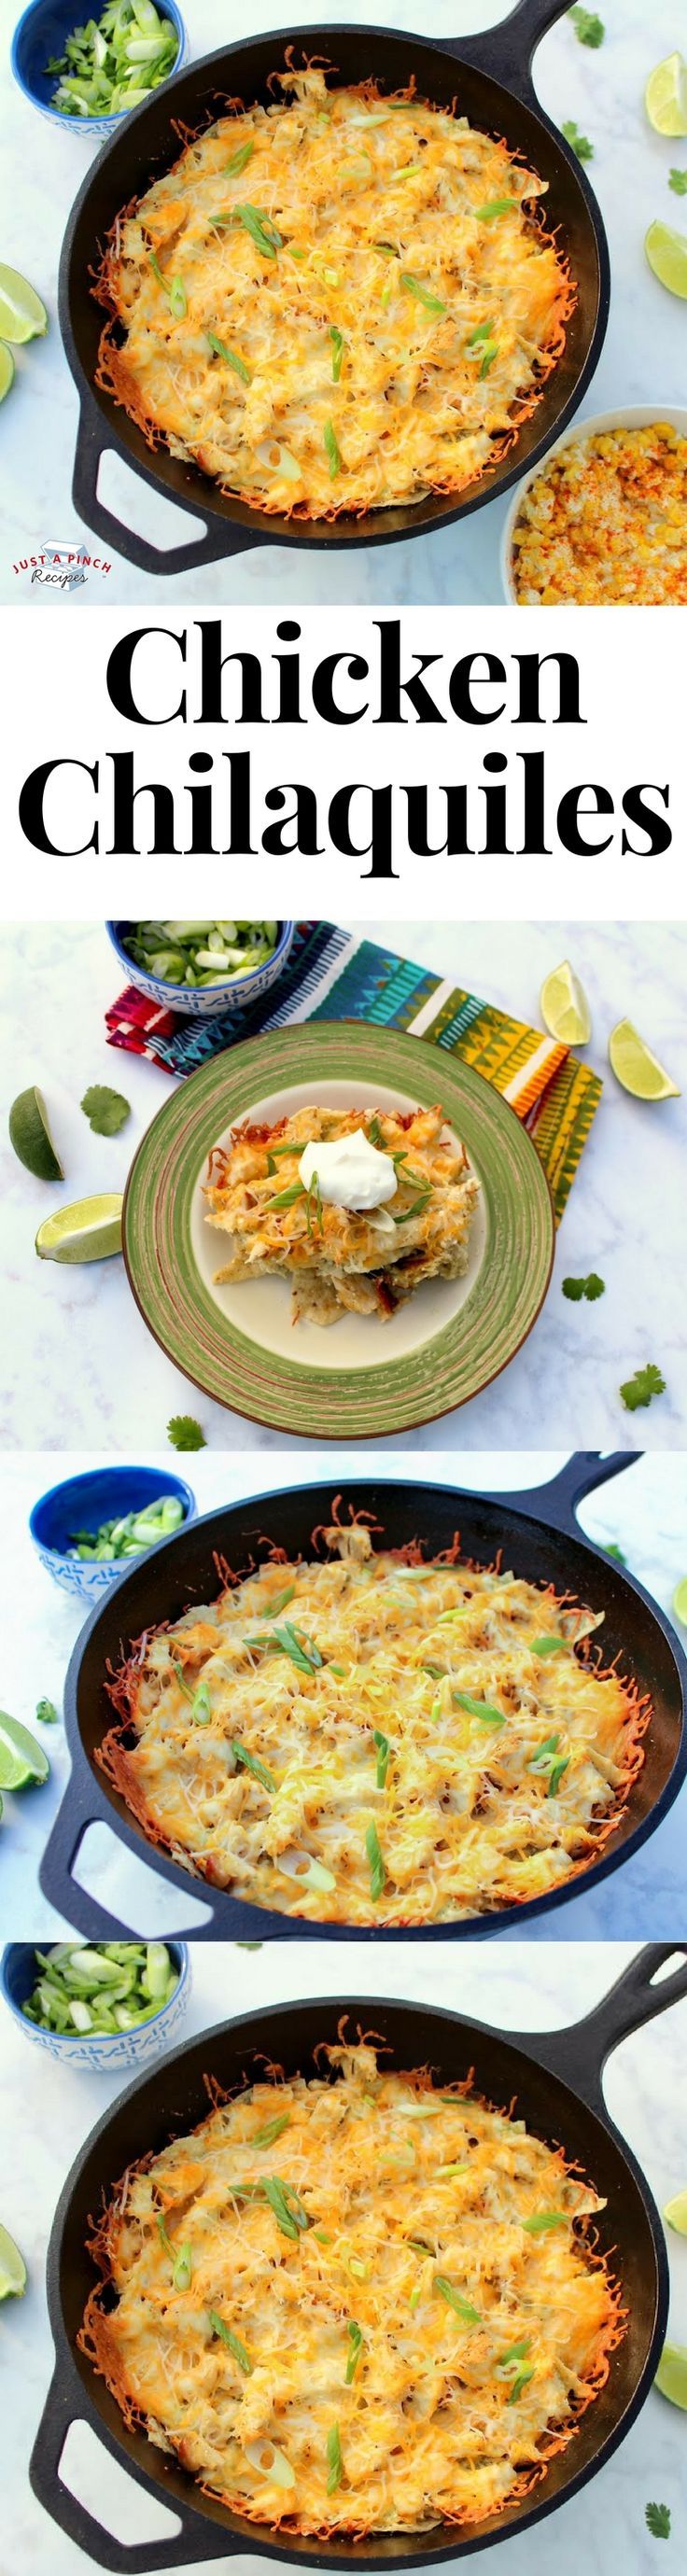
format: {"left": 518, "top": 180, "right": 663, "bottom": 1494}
{"left": 46, "top": 3, "right": 180, "bottom": 119}
{"left": 66, "top": 1491, "right": 184, "bottom": 1563}
{"left": 122, "top": 920, "right": 280, "bottom": 987}
{"left": 21, "top": 1941, "right": 179, "bottom": 2037}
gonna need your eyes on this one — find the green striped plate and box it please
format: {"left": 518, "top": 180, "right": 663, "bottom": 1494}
{"left": 122, "top": 1025, "right": 555, "bottom": 1437}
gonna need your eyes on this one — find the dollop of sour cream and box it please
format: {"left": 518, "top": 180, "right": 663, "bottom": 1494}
{"left": 299, "top": 1131, "right": 398, "bottom": 1211}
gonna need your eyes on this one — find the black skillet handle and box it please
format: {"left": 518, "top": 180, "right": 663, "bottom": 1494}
{"left": 446, "top": 0, "right": 569, "bottom": 102}
{"left": 30, "top": 2360, "right": 231, "bottom": 2572}
{"left": 73, "top": 396, "right": 261, "bottom": 575}
{"left": 521, "top": 1945, "right": 687, "bottom": 2114}
{"left": 480, "top": 1450, "right": 640, "bottom": 1538}
{"left": 38, "top": 1789, "right": 142, "bottom": 1940}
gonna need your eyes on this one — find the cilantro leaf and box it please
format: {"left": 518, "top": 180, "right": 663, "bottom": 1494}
{"left": 646, "top": 2504, "right": 671, "bottom": 2541}
{"left": 80, "top": 1084, "right": 131, "bottom": 1137}
{"left": 569, "top": 7, "right": 605, "bottom": 46}
{"left": 620, "top": 1365, "right": 666, "bottom": 1413}
{"left": 605, "top": 1543, "right": 627, "bottom": 1565}
{"left": 562, "top": 1272, "right": 606, "bottom": 1301}
{"left": 167, "top": 1414, "right": 206, "bottom": 1450}
{"left": 669, "top": 169, "right": 687, "bottom": 196}
{"left": 562, "top": 119, "right": 595, "bottom": 161}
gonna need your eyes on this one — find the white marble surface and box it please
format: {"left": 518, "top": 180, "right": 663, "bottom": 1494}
{"left": 3, "top": 0, "right": 686, "bottom": 607}
{"left": 1, "top": 918, "right": 685, "bottom": 1451}
{"left": 0, "top": 1941, "right": 685, "bottom": 2574}
{"left": 1, "top": 1446, "right": 686, "bottom": 1938}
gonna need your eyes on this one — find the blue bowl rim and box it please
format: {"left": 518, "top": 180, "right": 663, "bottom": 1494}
{"left": 29, "top": 1465, "right": 196, "bottom": 1557}
{"left": 1, "top": 1939, "right": 189, "bottom": 2040}
{"left": 10, "top": 0, "right": 188, "bottom": 128}
{"left": 106, "top": 916, "right": 296, "bottom": 997}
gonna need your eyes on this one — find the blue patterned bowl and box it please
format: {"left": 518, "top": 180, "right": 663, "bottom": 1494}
{"left": 29, "top": 1464, "right": 196, "bottom": 1603}
{"left": 107, "top": 918, "right": 296, "bottom": 1019}
{"left": 1, "top": 1942, "right": 191, "bottom": 2072}
{"left": 11, "top": 1, "right": 188, "bottom": 139}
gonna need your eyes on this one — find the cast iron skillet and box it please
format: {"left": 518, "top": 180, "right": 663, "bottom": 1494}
{"left": 39, "top": 1453, "right": 687, "bottom": 1942}
{"left": 59, "top": 0, "right": 610, "bottom": 574}
{"left": 30, "top": 1945, "right": 687, "bottom": 2570}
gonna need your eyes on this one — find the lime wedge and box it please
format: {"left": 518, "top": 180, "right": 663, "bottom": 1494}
{"left": 654, "top": 2339, "right": 687, "bottom": 2409}
{"left": 540, "top": 961, "right": 592, "bottom": 1047}
{"left": 645, "top": 219, "right": 687, "bottom": 298}
{"left": 0, "top": 343, "right": 15, "bottom": 402}
{"left": 0, "top": 1713, "right": 50, "bottom": 1790}
{"left": 672, "top": 1580, "right": 687, "bottom": 1630}
{"left": 0, "top": 263, "right": 48, "bottom": 343}
{"left": 664, "top": 2188, "right": 687, "bottom": 2233}
{"left": 645, "top": 53, "right": 687, "bottom": 138}
{"left": 608, "top": 1019, "right": 680, "bottom": 1100}
{"left": 35, "top": 1194, "right": 123, "bottom": 1264}
{"left": 9, "top": 1085, "right": 63, "bottom": 1182}
{"left": 0, "top": 2225, "right": 27, "bottom": 2302}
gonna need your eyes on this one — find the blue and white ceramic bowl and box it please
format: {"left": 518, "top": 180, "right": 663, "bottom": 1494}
{"left": 11, "top": 1, "right": 188, "bottom": 139}
{"left": 1, "top": 1942, "right": 191, "bottom": 2073}
{"left": 29, "top": 1464, "right": 196, "bottom": 1603}
{"left": 107, "top": 918, "right": 297, "bottom": 1020}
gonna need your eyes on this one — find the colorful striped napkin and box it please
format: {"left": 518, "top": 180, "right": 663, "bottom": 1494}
{"left": 105, "top": 922, "right": 601, "bottom": 1220}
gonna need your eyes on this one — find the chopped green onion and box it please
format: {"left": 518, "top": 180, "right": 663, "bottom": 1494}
{"left": 327, "top": 2424, "right": 343, "bottom": 2495}
{"left": 190, "top": 1682, "right": 212, "bottom": 1726}
{"left": 434, "top": 2274, "right": 481, "bottom": 2325}
{"left": 400, "top": 272, "right": 446, "bottom": 313}
{"left": 261, "top": 1585, "right": 297, "bottom": 1617}
{"left": 169, "top": 274, "right": 187, "bottom": 318}
{"left": 35, "top": 1699, "right": 59, "bottom": 1724}
{"left": 345, "top": 2320, "right": 364, "bottom": 2383}
{"left": 466, "top": 316, "right": 496, "bottom": 345}
{"left": 522, "top": 2211, "right": 568, "bottom": 2233}
{"left": 547, "top": 1757, "right": 569, "bottom": 1796}
{"left": 372, "top": 1729, "right": 391, "bottom": 1787}
{"left": 46, "top": 2, "right": 179, "bottom": 119}
{"left": 235, "top": 204, "right": 283, "bottom": 259}
{"left": 245, "top": 1621, "right": 323, "bottom": 1676}
{"left": 171, "top": 1658, "right": 195, "bottom": 1702}
{"left": 389, "top": 1190, "right": 432, "bottom": 1223}
{"left": 324, "top": 418, "right": 342, "bottom": 478}
{"left": 224, "top": 142, "right": 255, "bottom": 177}
{"left": 475, "top": 198, "right": 515, "bottom": 219}
{"left": 453, "top": 1691, "right": 506, "bottom": 1729}
{"left": 231, "top": 1742, "right": 275, "bottom": 1793}
{"left": 508, "top": 2364, "right": 535, "bottom": 2401}
{"left": 262, "top": 2177, "right": 311, "bottom": 2240}
{"left": 329, "top": 326, "right": 344, "bottom": 382}
{"left": 265, "top": 1182, "right": 306, "bottom": 1210}
{"left": 480, "top": 342, "right": 499, "bottom": 376}
{"left": 21, "top": 1941, "right": 178, "bottom": 2037}
{"left": 209, "top": 2308, "right": 253, "bottom": 2372}
{"left": 206, "top": 331, "right": 251, "bottom": 384}
{"left": 531, "top": 1635, "right": 568, "bottom": 1658}
{"left": 366, "top": 1820, "right": 386, "bottom": 1901}
{"left": 495, "top": 2337, "right": 532, "bottom": 2377}
{"left": 251, "top": 2112, "right": 291, "bottom": 2149}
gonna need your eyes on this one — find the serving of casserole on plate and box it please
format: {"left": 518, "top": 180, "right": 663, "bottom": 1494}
{"left": 79, "top": 2034, "right": 621, "bottom": 2536}
{"left": 122, "top": 1024, "right": 555, "bottom": 1434}
{"left": 203, "top": 1101, "right": 480, "bottom": 1327}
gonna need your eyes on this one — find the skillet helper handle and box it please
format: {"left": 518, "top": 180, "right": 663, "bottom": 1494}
{"left": 30, "top": 2366, "right": 231, "bottom": 2572}
{"left": 446, "top": 0, "right": 569, "bottom": 100}
{"left": 72, "top": 399, "right": 259, "bottom": 575}
{"left": 523, "top": 1945, "right": 687, "bottom": 2110}
{"left": 481, "top": 1450, "right": 639, "bottom": 1536}
{"left": 38, "top": 1790, "right": 137, "bottom": 1939}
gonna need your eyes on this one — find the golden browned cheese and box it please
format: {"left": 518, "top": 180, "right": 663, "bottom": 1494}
{"left": 511, "top": 422, "right": 687, "bottom": 603}
{"left": 80, "top": 2040, "right": 623, "bottom": 2536}
{"left": 95, "top": 68, "right": 572, "bottom": 519}
{"left": 203, "top": 1103, "right": 479, "bottom": 1324}
{"left": 99, "top": 1520, "right": 649, "bottom": 1924}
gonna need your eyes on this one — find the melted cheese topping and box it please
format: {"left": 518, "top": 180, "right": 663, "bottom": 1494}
{"left": 100, "top": 1522, "right": 648, "bottom": 1925}
{"left": 511, "top": 421, "right": 687, "bottom": 604}
{"left": 203, "top": 1101, "right": 479, "bottom": 1326}
{"left": 95, "top": 67, "right": 572, "bottom": 520}
{"left": 80, "top": 2040, "right": 621, "bottom": 2537}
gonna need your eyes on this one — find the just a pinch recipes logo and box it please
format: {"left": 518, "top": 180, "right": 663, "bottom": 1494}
{"left": 12, "top": 540, "right": 111, "bottom": 589}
